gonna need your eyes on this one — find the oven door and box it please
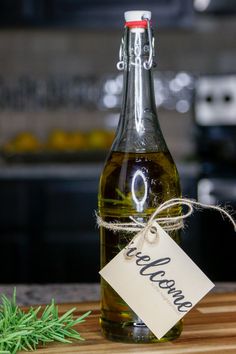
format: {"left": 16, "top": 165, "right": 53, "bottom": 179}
{"left": 197, "top": 178, "right": 236, "bottom": 281}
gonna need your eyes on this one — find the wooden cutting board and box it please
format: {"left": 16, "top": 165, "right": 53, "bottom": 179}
{"left": 19, "top": 292, "right": 236, "bottom": 354}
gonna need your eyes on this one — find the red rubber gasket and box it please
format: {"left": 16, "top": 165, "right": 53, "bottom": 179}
{"left": 125, "top": 20, "right": 148, "bottom": 28}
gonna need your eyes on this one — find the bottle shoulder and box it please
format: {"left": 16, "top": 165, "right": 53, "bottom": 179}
{"left": 99, "top": 151, "right": 180, "bottom": 195}
{"left": 111, "top": 113, "right": 168, "bottom": 153}
{"left": 99, "top": 151, "right": 180, "bottom": 218}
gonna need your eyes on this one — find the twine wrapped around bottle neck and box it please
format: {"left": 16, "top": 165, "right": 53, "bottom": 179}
{"left": 97, "top": 198, "right": 236, "bottom": 256}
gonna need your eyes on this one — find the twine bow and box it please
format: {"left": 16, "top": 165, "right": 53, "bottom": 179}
{"left": 97, "top": 198, "right": 236, "bottom": 257}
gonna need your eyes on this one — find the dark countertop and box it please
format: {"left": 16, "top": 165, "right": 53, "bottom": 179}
{"left": 0, "top": 161, "right": 200, "bottom": 179}
{"left": 0, "top": 283, "right": 100, "bottom": 306}
{"left": 0, "top": 283, "right": 236, "bottom": 306}
{"left": 0, "top": 163, "right": 103, "bottom": 179}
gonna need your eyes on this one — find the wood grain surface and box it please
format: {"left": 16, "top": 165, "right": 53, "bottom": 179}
{"left": 19, "top": 292, "right": 236, "bottom": 354}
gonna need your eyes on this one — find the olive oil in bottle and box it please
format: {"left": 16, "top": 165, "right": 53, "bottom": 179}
{"left": 98, "top": 10, "right": 183, "bottom": 343}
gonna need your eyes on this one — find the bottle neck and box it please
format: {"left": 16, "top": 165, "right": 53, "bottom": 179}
{"left": 112, "top": 25, "right": 167, "bottom": 153}
{"left": 123, "top": 26, "right": 156, "bottom": 123}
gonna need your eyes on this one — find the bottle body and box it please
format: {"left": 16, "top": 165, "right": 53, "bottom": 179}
{"left": 99, "top": 151, "right": 182, "bottom": 342}
{"left": 98, "top": 11, "right": 183, "bottom": 343}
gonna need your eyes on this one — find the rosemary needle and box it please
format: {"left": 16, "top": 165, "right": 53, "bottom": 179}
{"left": 0, "top": 288, "right": 91, "bottom": 354}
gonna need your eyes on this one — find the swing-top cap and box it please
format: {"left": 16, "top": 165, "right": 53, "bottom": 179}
{"left": 124, "top": 10, "right": 151, "bottom": 22}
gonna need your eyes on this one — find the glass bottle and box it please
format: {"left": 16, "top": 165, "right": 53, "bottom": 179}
{"left": 98, "top": 10, "right": 182, "bottom": 343}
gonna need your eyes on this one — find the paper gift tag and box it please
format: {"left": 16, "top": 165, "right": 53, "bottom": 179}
{"left": 100, "top": 221, "right": 215, "bottom": 339}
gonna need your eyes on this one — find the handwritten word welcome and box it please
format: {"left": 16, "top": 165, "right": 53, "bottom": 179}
{"left": 125, "top": 244, "right": 193, "bottom": 313}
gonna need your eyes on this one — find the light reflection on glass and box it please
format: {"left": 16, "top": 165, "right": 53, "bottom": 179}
{"left": 134, "top": 30, "right": 144, "bottom": 134}
{"left": 131, "top": 169, "right": 148, "bottom": 212}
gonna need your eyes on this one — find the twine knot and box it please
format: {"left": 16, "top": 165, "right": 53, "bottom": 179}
{"left": 97, "top": 198, "right": 236, "bottom": 257}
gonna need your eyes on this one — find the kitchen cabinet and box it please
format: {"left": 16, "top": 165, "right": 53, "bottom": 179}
{"left": 0, "top": 0, "right": 193, "bottom": 28}
{"left": 0, "top": 163, "right": 235, "bottom": 283}
{"left": 0, "top": 173, "right": 100, "bottom": 283}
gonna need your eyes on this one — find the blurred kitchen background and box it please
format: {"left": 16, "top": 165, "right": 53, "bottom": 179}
{"left": 0, "top": 0, "right": 236, "bottom": 284}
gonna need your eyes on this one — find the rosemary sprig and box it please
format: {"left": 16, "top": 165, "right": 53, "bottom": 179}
{"left": 0, "top": 289, "right": 91, "bottom": 354}
{"left": 102, "top": 188, "right": 133, "bottom": 207}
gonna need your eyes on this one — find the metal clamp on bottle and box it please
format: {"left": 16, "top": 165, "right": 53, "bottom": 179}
{"left": 142, "top": 16, "right": 153, "bottom": 70}
{"left": 117, "top": 38, "right": 125, "bottom": 71}
{"left": 117, "top": 12, "right": 155, "bottom": 71}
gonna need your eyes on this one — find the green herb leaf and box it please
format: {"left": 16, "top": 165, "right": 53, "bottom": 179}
{"left": 0, "top": 289, "right": 91, "bottom": 353}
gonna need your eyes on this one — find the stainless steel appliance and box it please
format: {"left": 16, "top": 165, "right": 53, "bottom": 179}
{"left": 195, "top": 74, "right": 236, "bottom": 165}
{"left": 193, "top": 74, "right": 236, "bottom": 280}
